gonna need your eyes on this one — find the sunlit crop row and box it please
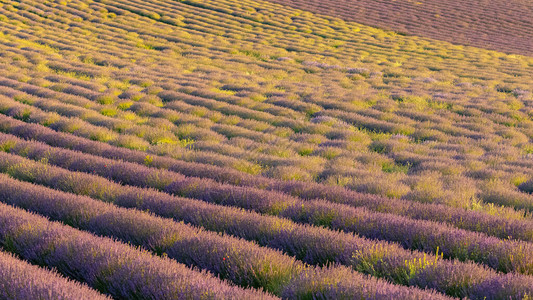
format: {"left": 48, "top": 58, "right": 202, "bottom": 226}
{"left": 0, "top": 0, "right": 531, "bottom": 298}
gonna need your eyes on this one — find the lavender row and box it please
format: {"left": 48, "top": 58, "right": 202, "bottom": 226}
{"left": 0, "top": 202, "right": 274, "bottom": 300}
{"left": 0, "top": 114, "right": 530, "bottom": 245}
{"left": 0, "top": 174, "right": 454, "bottom": 299}
{"left": 0, "top": 250, "right": 110, "bottom": 300}
{"left": 1, "top": 133, "right": 532, "bottom": 276}
{"left": 0, "top": 93, "right": 529, "bottom": 224}
{"left": 0, "top": 176, "right": 300, "bottom": 295}
{"left": 0, "top": 155, "right": 532, "bottom": 298}
{"left": 0, "top": 78, "right": 310, "bottom": 171}
{"left": 0, "top": 90, "right": 265, "bottom": 176}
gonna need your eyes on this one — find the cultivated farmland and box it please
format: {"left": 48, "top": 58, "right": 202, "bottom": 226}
{"left": 266, "top": 0, "right": 533, "bottom": 57}
{"left": 0, "top": 0, "right": 532, "bottom": 299}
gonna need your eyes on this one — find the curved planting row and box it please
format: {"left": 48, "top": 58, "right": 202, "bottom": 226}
{"left": 0, "top": 115, "right": 531, "bottom": 246}
{"left": 1, "top": 134, "right": 532, "bottom": 276}
{"left": 4, "top": 3, "right": 532, "bottom": 171}
{"left": 2, "top": 8, "right": 528, "bottom": 209}
{"left": 0, "top": 250, "right": 110, "bottom": 300}
{"left": 0, "top": 174, "right": 454, "bottom": 299}
{"left": 0, "top": 87, "right": 297, "bottom": 175}
{"left": 0, "top": 0, "right": 531, "bottom": 299}
{"left": 1, "top": 27, "right": 532, "bottom": 218}
{"left": 263, "top": 0, "right": 533, "bottom": 56}
{"left": 0, "top": 54, "right": 335, "bottom": 165}
{"left": 0, "top": 203, "right": 273, "bottom": 300}
{"left": 1, "top": 155, "right": 532, "bottom": 298}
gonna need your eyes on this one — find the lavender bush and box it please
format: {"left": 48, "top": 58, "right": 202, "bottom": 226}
{"left": 0, "top": 0, "right": 532, "bottom": 298}
{"left": 0, "top": 250, "right": 110, "bottom": 300}
{"left": 0, "top": 116, "right": 530, "bottom": 245}
{"left": 0, "top": 202, "right": 275, "bottom": 300}
{"left": 0, "top": 158, "right": 532, "bottom": 298}
{"left": 0, "top": 174, "right": 455, "bottom": 299}
{"left": 0, "top": 138, "right": 531, "bottom": 276}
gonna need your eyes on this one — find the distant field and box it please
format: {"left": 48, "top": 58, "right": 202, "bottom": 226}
{"left": 0, "top": 0, "right": 532, "bottom": 298}
{"left": 267, "top": 0, "right": 533, "bottom": 56}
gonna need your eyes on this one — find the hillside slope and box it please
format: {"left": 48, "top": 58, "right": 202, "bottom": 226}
{"left": 267, "top": 0, "right": 533, "bottom": 56}
{"left": 0, "top": 0, "right": 532, "bottom": 298}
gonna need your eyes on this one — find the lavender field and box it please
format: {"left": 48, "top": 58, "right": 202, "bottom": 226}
{"left": 0, "top": 0, "right": 532, "bottom": 299}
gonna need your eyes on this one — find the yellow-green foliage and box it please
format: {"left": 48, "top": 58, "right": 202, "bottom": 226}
{"left": 115, "top": 135, "right": 150, "bottom": 151}
{"left": 233, "top": 160, "right": 262, "bottom": 175}
{"left": 0, "top": 0, "right": 530, "bottom": 250}
{"left": 144, "top": 155, "right": 154, "bottom": 166}
{"left": 117, "top": 101, "right": 134, "bottom": 110}
{"left": 96, "top": 95, "right": 115, "bottom": 105}
{"left": 404, "top": 247, "right": 443, "bottom": 281}
{"left": 100, "top": 108, "right": 117, "bottom": 117}
{"left": 0, "top": 140, "right": 16, "bottom": 152}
